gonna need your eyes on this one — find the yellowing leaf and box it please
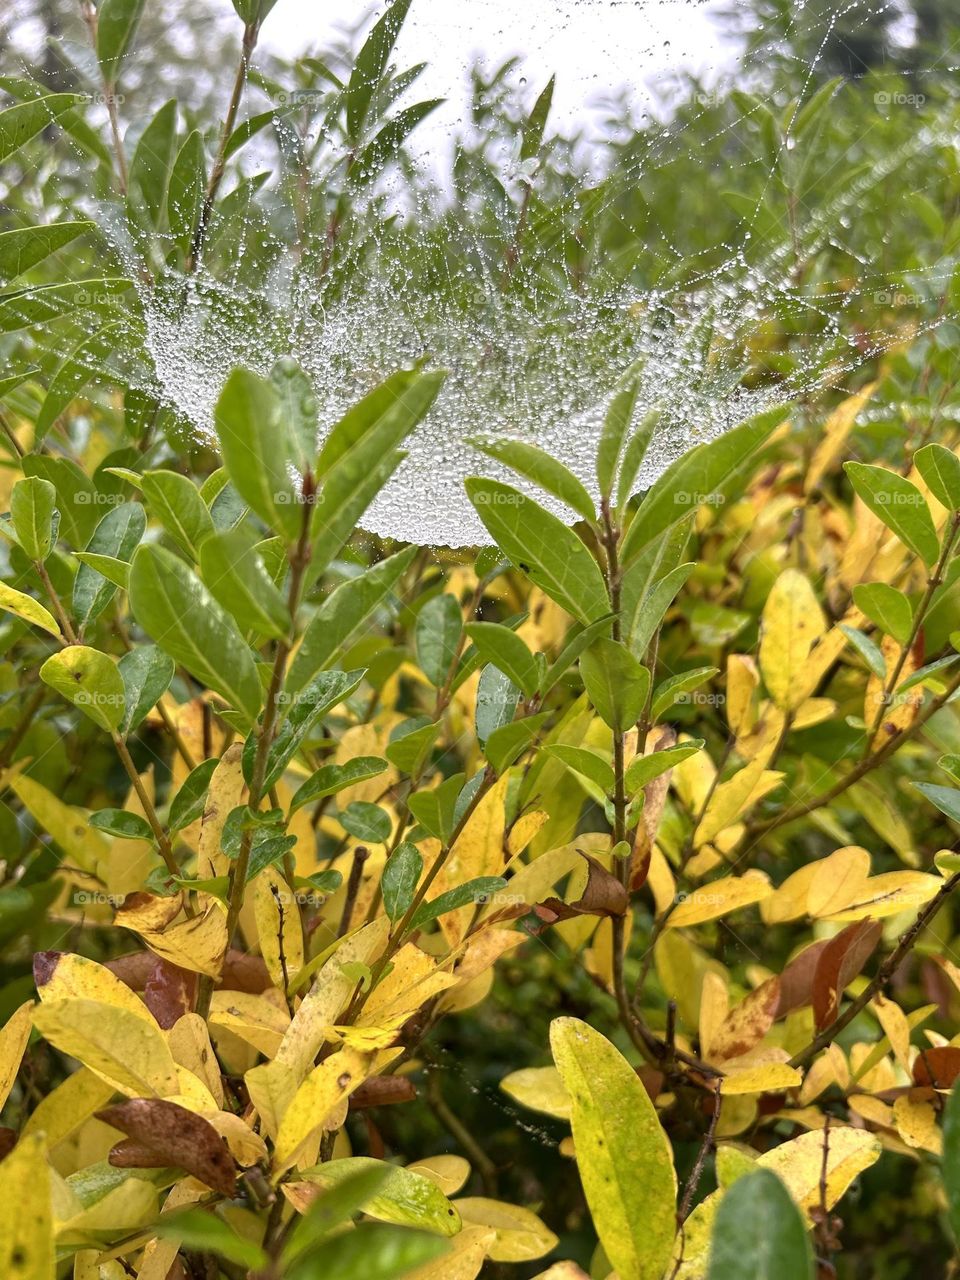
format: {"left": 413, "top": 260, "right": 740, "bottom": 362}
{"left": 550, "top": 1017, "right": 677, "bottom": 1280}
{"left": 245, "top": 1058, "right": 297, "bottom": 1143}
{"left": 408, "top": 1155, "right": 472, "bottom": 1197}
{"left": 720, "top": 1063, "right": 802, "bottom": 1095}
{"left": 0, "top": 580, "right": 59, "bottom": 636}
{"left": 255, "top": 866, "right": 304, "bottom": 991}
{"left": 500, "top": 1066, "right": 572, "bottom": 1120}
{"left": 32, "top": 998, "right": 179, "bottom": 1098}
{"left": 8, "top": 774, "right": 109, "bottom": 873}
{"left": 892, "top": 1094, "right": 941, "bottom": 1154}
{"left": 405, "top": 1225, "right": 494, "bottom": 1280}
{"left": 115, "top": 892, "right": 228, "bottom": 978}
{"left": 273, "top": 1046, "right": 372, "bottom": 1172}
{"left": 0, "top": 1000, "right": 33, "bottom": 1111}
{"left": 167, "top": 1013, "right": 224, "bottom": 1108}
{"left": 296, "top": 1156, "right": 462, "bottom": 1236}
{"left": 197, "top": 742, "right": 245, "bottom": 877}
{"left": 22, "top": 1067, "right": 115, "bottom": 1148}
{"left": 0, "top": 1133, "right": 53, "bottom": 1278}
{"left": 454, "top": 1197, "right": 558, "bottom": 1261}
{"left": 668, "top": 872, "right": 772, "bottom": 928}
{"left": 807, "top": 846, "right": 872, "bottom": 919}
{"left": 805, "top": 383, "right": 877, "bottom": 493}
{"left": 698, "top": 972, "right": 729, "bottom": 1061}
{"left": 826, "top": 872, "right": 940, "bottom": 922}
{"left": 209, "top": 991, "right": 290, "bottom": 1058}
{"left": 357, "top": 943, "right": 458, "bottom": 1028}
{"left": 432, "top": 771, "right": 510, "bottom": 944}
{"left": 34, "top": 950, "right": 151, "bottom": 1022}
{"left": 873, "top": 994, "right": 912, "bottom": 1073}
{"left": 759, "top": 569, "right": 827, "bottom": 710}
{"left": 726, "top": 654, "right": 759, "bottom": 738}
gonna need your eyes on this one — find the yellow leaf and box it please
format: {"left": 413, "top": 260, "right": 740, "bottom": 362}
{"left": 807, "top": 846, "right": 872, "bottom": 919}
{"left": 8, "top": 775, "right": 108, "bottom": 873}
{"left": 209, "top": 991, "right": 290, "bottom": 1058}
{"left": 720, "top": 1063, "right": 802, "bottom": 1095}
{"left": 848, "top": 1093, "right": 894, "bottom": 1128}
{"left": 167, "top": 1012, "right": 225, "bottom": 1108}
{"left": 726, "top": 654, "right": 759, "bottom": 738}
{"left": 668, "top": 871, "right": 772, "bottom": 928}
{"left": 0, "top": 581, "right": 59, "bottom": 636}
{"left": 0, "top": 1133, "right": 53, "bottom": 1278}
{"left": 273, "top": 1046, "right": 372, "bottom": 1173}
{"left": 873, "top": 994, "right": 912, "bottom": 1073}
{"left": 357, "top": 943, "right": 457, "bottom": 1028}
{"left": 404, "top": 1225, "right": 494, "bottom": 1280}
{"left": 32, "top": 998, "right": 179, "bottom": 1098}
{"left": 34, "top": 951, "right": 151, "bottom": 1021}
{"left": 22, "top": 1067, "right": 115, "bottom": 1149}
{"left": 507, "top": 809, "right": 549, "bottom": 857}
{"left": 799, "top": 1045, "right": 848, "bottom": 1105}
{"left": 0, "top": 1000, "right": 34, "bottom": 1111}
{"left": 550, "top": 1017, "right": 677, "bottom": 1280}
{"left": 274, "top": 918, "right": 389, "bottom": 1081}
{"left": 197, "top": 742, "right": 245, "bottom": 877}
{"left": 892, "top": 1094, "right": 941, "bottom": 1155}
{"left": 698, "top": 972, "right": 729, "bottom": 1062}
{"left": 254, "top": 866, "right": 304, "bottom": 991}
{"left": 204, "top": 1110, "right": 269, "bottom": 1166}
{"left": 115, "top": 892, "right": 228, "bottom": 978}
{"left": 500, "top": 1066, "right": 572, "bottom": 1120}
{"left": 454, "top": 1198, "right": 558, "bottom": 1262}
{"left": 245, "top": 1057, "right": 297, "bottom": 1143}
{"left": 758, "top": 569, "right": 827, "bottom": 710}
{"left": 694, "top": 717, "right": 782, "bottom": 845}
{"left": 826, "top": 871, "right": 941, "bottom": 922}
{"left": 432, "top": 772, "right": 510, "bottom": 945}
{"left": 408, "top": 1155, "right": 471, "bottom": 1197}
{"left": 805, "top": 382, "right": 877, "bottom": 493}
{"left": 710, "top": 978, "right": 779, "bottom": 1063}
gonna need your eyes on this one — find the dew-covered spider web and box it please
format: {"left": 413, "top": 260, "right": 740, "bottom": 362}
{"left": 3, "top": 0, "right": 956, "bottom": 545}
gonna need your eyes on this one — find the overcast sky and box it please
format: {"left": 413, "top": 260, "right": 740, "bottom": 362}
{"left": 258, "top": 0, "right": 736, "bottom": 136}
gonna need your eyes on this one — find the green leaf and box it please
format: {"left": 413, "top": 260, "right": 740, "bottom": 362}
{"left": 270, "top": 357, "right": 318, "bottom": 476}
{"left": 287, "top": 1221, "right": 447, "bottom": 1280}
{"left": 73, "top": 502, "right": 145, "bottom": 629}
{"left": 345, "top": 0, "right": 414, "bottom": 141}
{"left": 34, "top": 322, "right": 122, "bottom": 444}
{"left": 0, "top": 222, "right": 93, "bottom": 287}
{"left": 89, "top": 808, "right": 154, "bottom": 841}
{"left": 596, "top": 372, "right": 642, "bottom": 501}
{"left": 550, "top": 1017, "right": 677, "bottom": 1280}
{"left": 415, "top": 594, "right": 462, "bottom": 687}
{"left": 852, "top": 582, "right": 914, "bottom": 645}
{"left": 624, "top": 562, "right": 694, "bottom": 659}
{"left": 340, "top": 801, "right": 391, "bottom": 844}
{"left": 915, "top": 443, "right": 960, "bottom": 512}
{"left": 651, "top": 666, "right": 719, "bottom": 721}
{"left": 168, "top": 758, "right": 218, "bottom": 831}
{"left": 316, "top": 368, "right": 443, "bottom": 479}
{"left": 118, "top": 644, "right": 175, "bottom": 735}
{"left": 840, "top": 624, "right": 887, "bottom": 679}
{"left": 407, "top": 773, "right": 464, "bottom": 842}
{"left": 581, "top": 638, "right": 650, "bottom": 731}
{"left": 464, "top": 622, "right": 539, "bottom": 698}
{"left": 486, "top": 711, "right": 550, "bottom": 773}
{"left": 298, "top": 1157, "right": 460, "bottom": 1236}
{"left": 468, "top": 437, "right": 596, "bottom": 523}
{"left": 142, "top": 470, "right": 214, "bottom": 558}
{"left": 129, "top": 544, "right": 262, "bottom": 723}
{"left": 625, "top": 741, "right": 704, "bottom": 794}
{"left": 542, "top": 744, "right": 615, "bottom": 794}
{"left": 11, "top": 476, "right": 56, "bottom": 562}
{"left": 465, "top": 478, "right": 609, "bottom": 625}
{"left": 620, "top": 406, "right": 784, "bottom": 564}
{"left": 409, "top": 877, "right": 507, "bottom": 930}
{"left": 616, "top": 410, "right": 661, "bottom": 510}
{"left": 167, "top": 129, "right": 206, "bottom": 249}
{"left": 897, "top": 653, "right": 960, "bottom": 694}
{"left": 128, "top": 100, "right": 178, "bottom": 229}
{"left": 289, "top": 758, "right": 388, "bottom": 816}
{"left": 199, "top": 525, "right": 289, "bottom": 638}
{"left": 352, "top": 100, "right": 444, "bottom": 186}
{"left": 287, "top": 546, "right": 416, "bottom": 695}
{"left": 96, "top": 0, "right": 148, "bottom": 84}
{"left": 707, "top": 1168, "right": 814, "bottom": 1280}
{"left": 21, "top": 455, "right": 98, "bottom": 547}
{"left": 381, "top": 842, "right": 423, "bottom": 923}
{"left": 943, "top": 1081, "right": 960, "bottom": 1247}
{"left": 214, "top": 368, "right": 302, "bottom": 541}
{"left": 476, "top": 665, "right": 519, "bottom": 747}
{"left": 40, "top": 646, "right": 125, "bottom": 731}
{"left": 844, "top": 462, "right": 939, "bottom": 567}
{"left": 913, "top": 782, "right": 960, "bottom": 823}
{"left": 541, "top": 613, "right": 616, "bottom": 695}
{"left": 385, "top": 719, "right": 440, "bottom": 775}
{"left": 155, "top": 1209, "right": 266, "bottom": 1271}
{"left": 0, "top": 94, "right": 79, "bottom": 164}
{"left": 0, "top": 581, "right": 59, "bottom": 636}
{"left": 282, "top": 1167, "right": 395, "bottom": 1270}
{"left": 520, "top": 75, "right": 555, "bottom": 161}
{"left": 257, "top": 669, "right": 365, "bottom": 792}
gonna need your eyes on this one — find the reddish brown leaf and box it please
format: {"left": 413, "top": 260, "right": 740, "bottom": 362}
{"left": 813, "top": 919, "right": 882, "bottom": 1031}
{"left": 778, "top": 939, "right": 831, "bottom": 1016}
{"left": 536, "top": 851, "right": 628, "bottom": 923}
{"left": 106, "top": 948, "right": 271, "bottom": 995}
{"left": 349, "top": 1076, "right": 417, "bottom": 1110}
{"left": 912, "top": 1046, "right": 960, "bottom": 1088}
{"left": 97, "top": 1098, "right": 236, "bottom": 1196}
{"left": 143, "top": 957, "right": 197, "bottom": 1030}
{"left": 107, "top": 1138, "right": 172, "bottom": 1168}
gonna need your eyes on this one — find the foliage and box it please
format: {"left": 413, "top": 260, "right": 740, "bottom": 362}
{"left": 1, "top": 2, "right": 960, "bottom": 1279}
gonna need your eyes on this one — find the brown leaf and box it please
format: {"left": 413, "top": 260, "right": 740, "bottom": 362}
{"left": 0, "top": 1129, "right": 17, "bottom": 1163}
{"left": 535, "top": 852, "right": 628, "bottom": 923}
{"left": 813, "top": 920, "right": 882, "bottom": 1031}
{"left": 778, "top": 939, "right": 831, "bottom": 1016}
{"left": 97, "top": 1098, "right": 236, "bottom": 1196}
{"left": 710, "top": 978, "right": 781, "bottom": 1061}
{"left": 349, "top": 1076, "right": 417, "bottom": 1110}
{"left": 114, "top": 891, "right": 184, "bottom": 931}
{"left": 143, "top": 957, "right": 197, "bottom": 1030}
{"left": 107, "top": 948, "right": 271, "bottom": 995}
{"left": 107, "top": 1138, "right": 172, "bottom": 1168}
{"left": 912, "top": 1046, "right": 960, "bottom": 1088}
